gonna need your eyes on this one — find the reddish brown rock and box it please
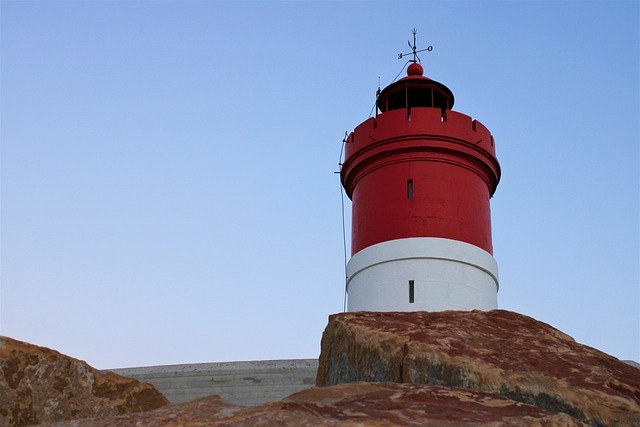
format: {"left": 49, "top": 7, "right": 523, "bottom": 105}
{"left": 54, "top": 382, "right": 584, "bottom": 426}
{"left": 52, "top": 394, "right": 242, "bottom": 426}
{"left": 316, "top": 310, "right": 640, "bottom": 426}
{"left": 0, "top": 336, "right": 169, "bottom": 426}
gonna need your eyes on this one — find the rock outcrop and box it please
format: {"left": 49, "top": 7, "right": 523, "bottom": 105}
{"left": 316, "top": 310, "right": 640, "bottom": 426}
{"left": 0, "top": 336, "right": 170, "bottom": 426}
{"left": 4, "top": 310, "right": 638, "bottom": 426}
{"left": 53, "top": 382, "right": 584, "bottom": 426}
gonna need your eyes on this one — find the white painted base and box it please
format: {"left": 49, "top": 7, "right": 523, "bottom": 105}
{"left": 346, "top": 237, "right": 498, "bottom": 312}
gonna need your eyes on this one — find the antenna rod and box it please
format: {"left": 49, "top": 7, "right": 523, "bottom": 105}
{"left": 411, "top": 28, "right": 418, "bottom": 62}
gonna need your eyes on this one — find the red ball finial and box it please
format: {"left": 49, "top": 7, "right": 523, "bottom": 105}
{"left": 407, "top": 62, "right": 424, "bottom": 76}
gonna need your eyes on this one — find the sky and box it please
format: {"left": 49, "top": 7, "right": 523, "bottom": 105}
{"left": 1, "top": 1, "right": 638, "bottom": 369}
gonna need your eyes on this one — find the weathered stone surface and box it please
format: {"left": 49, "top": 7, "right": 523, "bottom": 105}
{"left": 316, "top": 310, "right": 640, "bottom": 427}
{"left": 51, "top": 394, "right": 242, "bottom": 426}
{"left": 53, "top": 382, "right": 584, "bottom": 426}
{"left": 625, "top": 360, "right": 640, "bottom": 370}
{"left": 0, "top": 336, "right": 169, "bottom": 426}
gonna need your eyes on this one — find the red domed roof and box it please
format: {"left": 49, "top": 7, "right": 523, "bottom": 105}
{"left": 376, "top": 63, "right": 455, "bottom": 113}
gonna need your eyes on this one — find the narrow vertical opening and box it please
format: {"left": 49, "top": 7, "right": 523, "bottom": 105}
{"left": 409, "top": 280, "right": 415, "bottom": 303}
{"left": 407, "top": 179, "right": 413, "bottom": 200}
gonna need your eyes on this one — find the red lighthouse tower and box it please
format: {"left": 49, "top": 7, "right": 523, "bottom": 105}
{"left": 340, "top": 33, "right": 501, "bottom": 311}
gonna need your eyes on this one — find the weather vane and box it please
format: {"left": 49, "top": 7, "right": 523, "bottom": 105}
{"left": 398, "top": 28, "right": 433, "bottom": 63}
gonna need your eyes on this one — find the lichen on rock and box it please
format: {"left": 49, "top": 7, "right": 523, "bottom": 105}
{"left": 316, "top": 310, "right": 640, "bottom": 426}
{"left": 0, "top": 336, "right": 169, "bottom": 426}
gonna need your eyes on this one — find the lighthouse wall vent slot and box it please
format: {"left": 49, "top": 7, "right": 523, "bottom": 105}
{"left": 409, "top": 280, "right": 415, "bottom": 303}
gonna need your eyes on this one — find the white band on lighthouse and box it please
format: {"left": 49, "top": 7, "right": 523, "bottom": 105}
{"left": 346, "top": 237, "right": 498, "bottom": 312}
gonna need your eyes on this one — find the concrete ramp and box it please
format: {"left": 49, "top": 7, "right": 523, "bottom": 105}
{"left": 109, "top": 359, "right": 318, "bottom": 406}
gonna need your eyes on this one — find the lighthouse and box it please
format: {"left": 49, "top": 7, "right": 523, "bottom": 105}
{"left": 340, "top": 33, "right": 501, "bottom": 312}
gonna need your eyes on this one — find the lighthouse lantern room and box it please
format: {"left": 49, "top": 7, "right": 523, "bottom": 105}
{"left": 340, "top": 32, "right": 501, "bottom": 312}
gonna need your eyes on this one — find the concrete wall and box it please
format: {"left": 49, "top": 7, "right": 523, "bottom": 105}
{"left": 109, "top": 359, "right": 318, "bottom": 407}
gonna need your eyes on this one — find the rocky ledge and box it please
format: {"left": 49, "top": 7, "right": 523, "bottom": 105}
{"left": 316, "top": 310, "right": 640, "bottom": 426}
{"left": 0, "top": 336, "right": 169, "bottom": 426}
{"left": 2, "top": 309, "right": 639, "bottom": 426}
{"left": 52, "top": 382, "right": 583, "bottom": 426}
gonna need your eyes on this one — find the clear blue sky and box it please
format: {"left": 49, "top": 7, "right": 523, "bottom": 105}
{"left": 1, "top": 1, "right": 638, "bottom": 369}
